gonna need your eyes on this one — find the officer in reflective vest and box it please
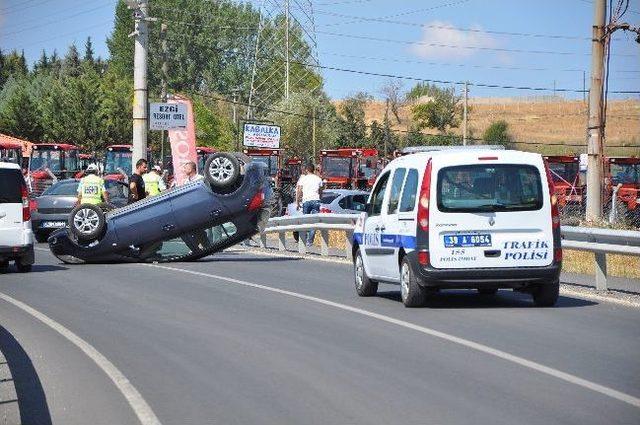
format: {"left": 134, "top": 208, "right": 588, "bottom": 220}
{"left": 142, "top": 165, "right": 166, "bottom": 196}
{"left": 77, "top": 164, "right": 109, "bottom": 205}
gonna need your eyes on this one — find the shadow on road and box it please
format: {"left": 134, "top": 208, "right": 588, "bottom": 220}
{"left": 376, "top": 290, "right": 597, "bottom": 309}
{"left": 28, "top": 265, "right": 68, "bottom": 273}
{"left": 0, "top": 326, "right": 52, "bottom": 425}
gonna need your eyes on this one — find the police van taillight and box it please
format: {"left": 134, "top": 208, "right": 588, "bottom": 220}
{"left": 21, "top": 184, "right": 30, "bottom": 222}
{"left": 543, "top": 160, "right": 560, "bottom": 229}
{"left": 417, "top": 159, "right": 432, "bottom": 232}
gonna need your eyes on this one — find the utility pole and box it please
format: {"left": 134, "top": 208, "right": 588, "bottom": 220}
{"left": 383, "top": 99, "right": 390, "bottom": 159}
{"left": 585, "top": 0, "right": 606, "bottom": 221}
{"left": 284, "top": 0, "right": 290, "bottom": 99}
{"left": 160, "top": 22, "right": 168, "bottom": 164}
{"left": 462, "top": 81, "right": 468, "bottom": 146}
{"left": 131, "top": 0, "right": 149, "bottom": 173}
{"left": 582, "top": 70, "right": 587, "bottom": 104}
{"left": 311, "top": 105, "right": 317, "bottom": 160}
{"left": 232, "top": 90, "right": 239, "bottom": 150}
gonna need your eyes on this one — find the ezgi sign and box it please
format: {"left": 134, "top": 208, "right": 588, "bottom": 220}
{"left": 150, "top": 103, "right": 188, "bottom": 130}
{"left": 243, "top": 123, "right": 281, "bottom": 149}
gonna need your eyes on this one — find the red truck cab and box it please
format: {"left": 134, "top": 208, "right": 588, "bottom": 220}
{"left": 320, "top": 148, "right": 378, "bottom": 190}
{"left": 543, "top": 155, "right": 584, "bottom": 208}
{"left": 605, "top": 156, "right": 640, "bottom": 214}
{"left": 29, "top": 143, "right": 80, "bottom": 196}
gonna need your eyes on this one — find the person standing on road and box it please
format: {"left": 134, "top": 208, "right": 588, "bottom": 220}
{"left": 183, "top": 161, "right": 204, "bottom": 183}
{"left": 128, "top": 159, "right": 148, "bottom": 204}
{"left": 77, "top": 164, "right": 109, "bottom": 205}
{"left": 143, "top": 165, "right": 166, "bottom": 196}
{"left": 296, "top": 162, "right": 323, "bottom": 247}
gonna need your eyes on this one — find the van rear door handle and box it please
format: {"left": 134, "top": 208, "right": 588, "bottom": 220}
{"left": 484, "top": 250, "right": 501, "bottom": 258}
{"left": 162, "top": 224, "right": 175, "bottom": 232}
{"left": 375, "top": 225, "right": 386, "bottom": 231}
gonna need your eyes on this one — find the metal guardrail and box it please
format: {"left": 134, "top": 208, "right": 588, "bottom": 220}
{"left": 261, "top": 215, "right": 640, "bottom": 291}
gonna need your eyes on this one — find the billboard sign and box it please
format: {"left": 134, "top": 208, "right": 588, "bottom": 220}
{"left": 243, "top": 123, "right": 281, "bottom": 149}
{"left": 150, "top": 102, "right": 188, "bottom": 130}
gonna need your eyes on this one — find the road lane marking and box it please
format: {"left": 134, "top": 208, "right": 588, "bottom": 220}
{"left": 0, "top": 294, "right": 162, "bottom": 425}
{"left": 143, "top": 263, "right": 640, "bottom": 409}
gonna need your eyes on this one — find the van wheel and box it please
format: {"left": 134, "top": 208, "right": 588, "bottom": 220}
{"left": 354, "top": 249, "right": 378, "bottom": 296}
{"left": 477, "top": 287, "right": 498, "bottom": 295}
{"left": 69, "top": 204, "right": 106, "bottom": 242}
{"left": 205, "top": 153, "right": 241, "bottom": 193}
{"left": 16, "top": 259, "right": 32, "bottom": 273}
{"left": 35, "top": 232, "right": 48, "bottom": 243}
{"left": 532, "top": 280, "right": 559, "bottom": 307}
{"left": 400, "top": 257, "right": 427, "bottom": 307}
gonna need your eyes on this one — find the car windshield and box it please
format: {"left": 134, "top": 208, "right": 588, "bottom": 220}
{"left": 322, "top": 157, "right": 352, "bottom": 178}
{"left": 105, "top": 179, "right": 128, "bottom": 200}
{"left": 137, "top": 222, "right": 238, "bottom": 262}
{"left": 43, "top": 180, "right": 78, "bottom": 196}
{"left": 610, "top": 163, "right": 640, "bottom": 185}
{"left": 104, "top": 150, "right": 133, "bottom": 174}
{"left": 321, "top": 192, "right": 339, "bottom": 204}
{"left": 438, "top": 164, "right": 543, "bottom": 212}
{"left": 30, "top": 149, "right": 61, "bottom": 172}
{"left": 548, "top": 161, "right": 579, "bottom": 185}
{"left": 251, "top": 156, "right": 278, "bottom": 176}
{"left": 358, "top": 162, "right": 377, "bottom": 179}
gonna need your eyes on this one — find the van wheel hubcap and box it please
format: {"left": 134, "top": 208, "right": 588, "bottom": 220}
{"left": 73, "top": 208, "right": 99, "bottom": 235}
{"left": 355, "top": 255, "right": 364, "bottom": 289}
{"left": 209, "top": 157, "right": 234, "bottom": 184}
{"left": 401, "top": 263, "right": 410, "bottom": 300}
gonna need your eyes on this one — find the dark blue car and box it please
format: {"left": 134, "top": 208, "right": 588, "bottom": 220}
{"left": 48, "top": 153, "right": 272, "bottom": 263}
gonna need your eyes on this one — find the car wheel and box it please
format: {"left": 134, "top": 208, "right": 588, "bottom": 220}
{"left": 35, "top": 232, "right": 48, "bottom": 243}
{"left": 354, "top": 249, "right": 378, "bottom": 297}
{"left": 477, "top": 287, "right": 498, "bottom": 295}
{"left": 400, "top": 256, "right": 427, "bottom": 307}
{"left": 532, "top": 280, "right": 559, "bottom": 307}
{"left": 0, "top": 261, "right": 8, "bottom": 273}
{"left": 16, "top": 259, "right": 32, "bottom": 273}
{"left": 68, "top": 204, "right": 106, "bottom": 241}
{"left": 205, "top": 153, "right": 241, "bottom": 192}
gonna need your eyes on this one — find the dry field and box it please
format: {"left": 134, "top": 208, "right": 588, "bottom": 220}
{"left": 345, "top": 98, "right": 640, "bottom": 156}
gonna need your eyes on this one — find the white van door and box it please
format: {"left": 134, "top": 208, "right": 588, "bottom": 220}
{"left": 0, "top": 168, "right": 26, "bottom": 247}
{"left": 429, "top": 160, "right": 553, "bottom": 269}
{"left": 376, "top": 167, "right": 407, "bottom": 280}
{"left": 361, "top": 171, "right": 390, "bottom": 278}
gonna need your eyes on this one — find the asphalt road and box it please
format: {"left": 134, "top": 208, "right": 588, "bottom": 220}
{"left": 1, "top": 244, "right": 639, "bottom": 425}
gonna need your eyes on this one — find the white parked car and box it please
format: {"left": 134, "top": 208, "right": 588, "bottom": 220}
{"left": 0, "top": 162, "right": 35, "bottom": 272}
{"left": 352, "top": 149, "right": 562, "bottom": 307}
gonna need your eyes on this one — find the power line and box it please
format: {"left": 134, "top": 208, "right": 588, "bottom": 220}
{"left": 316, "top": 29, "right": 637, "bottom": 57}
{"left": 316, "top": 9, "right": 592, "bottom": 41}
{"left": 0, "top": 0, "right": 54, "bottom": 14}
{"left": 9, "top": 20, "right": 114, "bottom": 50}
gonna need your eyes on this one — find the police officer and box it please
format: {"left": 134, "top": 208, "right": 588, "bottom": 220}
{"left": 77, "top": 163, "right": 109, "bottom": 205}
{"left": 142, "top": 165, "right": 166, "bottom": 196}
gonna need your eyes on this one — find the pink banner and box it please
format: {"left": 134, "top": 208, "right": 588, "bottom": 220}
{"left": 168, "top": 96, "right": 197, "bottom": 185}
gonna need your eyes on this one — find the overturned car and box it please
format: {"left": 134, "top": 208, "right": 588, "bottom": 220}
{"left": 48, "top": 153, "right": 271, "bottom": 264}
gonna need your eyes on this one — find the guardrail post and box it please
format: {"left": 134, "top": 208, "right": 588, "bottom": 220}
{"left": 259, "top": 232, "right": 267, "bottom": 249}
{"left": 595, "top": 252, "right": 608, "bottom": 291}
{"left": 344, "top": 230, "right": 353, "bottom": 259}
{"left": 278, "top": 231, "right": 286, "bottom": 251}
{"left": 298, "top": 232, "right": 307, "bottom": 255}
{"left": 320, "top": 230, "right": 329, "bottom": 256}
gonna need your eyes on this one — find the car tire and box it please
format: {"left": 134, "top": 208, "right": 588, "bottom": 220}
{"left": 354, "top": 249, "right": 378, "bottom": 297}
{"left": 0, "top": 261, "right": 8, "bottom": 273}
{"left": 400, "top": 256, "right": 427, "bottom": 307}
{"left": 477, "top": 287, "right": 498, "bottom": 295}
{"left": 35, "top": 232, "right": 48, "bottom": 243}
{"left": 16, "top": 259, "right": 32, "bottom": 273}
{"left": 532, "top": 280, "right": 559, "bottom": 307}
{"left": 204, "top": 153, "right": 241, "bottom": 193}
{"left": 68, "top": 204, "right": 106, "bottom": 242}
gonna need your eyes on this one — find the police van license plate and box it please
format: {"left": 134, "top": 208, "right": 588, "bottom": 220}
{"left": 41, "top": 221, "right": 66, "bottom": 228}
{"left": 444, "top": 233, "right": 491, "bottom": 248}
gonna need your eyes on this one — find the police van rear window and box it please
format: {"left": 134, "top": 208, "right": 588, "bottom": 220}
{"left": 0, "top": 169, "right": 23, "bottom": 203}
{"left": 437, "top": 164, "right": 543, "bottom": 213}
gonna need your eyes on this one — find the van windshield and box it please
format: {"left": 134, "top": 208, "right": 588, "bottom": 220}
{"left": 437, "top": 164, "right": 543, "bottom": 212}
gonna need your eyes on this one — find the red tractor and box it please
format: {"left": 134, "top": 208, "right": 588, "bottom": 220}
{"left": 605, "top": 156, "right": 640, "bottom": 222}
{"left": 196, "top": 146, "right": 217, "bottom": 175}
{"left": 78, "top": 153, "right": 98, "bottom": 171}
{"left": 543, "top": 155, "right": 585, "bottom": 214}
{"left": 103, "top": 145, "right": 135, "bottom": 181}
{"left": 319, "top": 148, "right": 379, "bottom": 190}
{"left": 28, "top": 143, "right": 80, "bottom": 196}
{"left": 0, "top": 137, "right": 23, "bottom": 166}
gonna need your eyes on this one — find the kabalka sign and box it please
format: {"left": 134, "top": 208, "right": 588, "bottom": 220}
{"left": 150, "top": 102, "right": 187, "bottom": 130}
{"left": 243, "top": 123, "right": 281, "bottom": 149}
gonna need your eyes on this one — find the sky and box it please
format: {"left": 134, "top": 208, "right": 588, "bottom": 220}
{"left": 0, "top": 0, "right": 638, "bottom": 100}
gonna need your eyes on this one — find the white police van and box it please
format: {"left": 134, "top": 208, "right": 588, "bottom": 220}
{"left": 352, "top": 148, "right": 562, "bottom": 307}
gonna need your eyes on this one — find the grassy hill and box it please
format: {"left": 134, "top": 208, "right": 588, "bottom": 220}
{"left": 342, "top": 97, "right": 640, "bottom": 155}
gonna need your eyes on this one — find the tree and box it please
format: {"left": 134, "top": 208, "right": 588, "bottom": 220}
{"left": 98, "top": 70, "right": 132, "bottom": 144}
{"left": 0, "top": 50, "right": 28, "bottom": 89}
{"left": 337, "top": 92, "right": 372, "bottom": 147}
{"left": 405, "top": 82, "right": 440, "bottom": 102}
{"left": 0, "top": 77, "right": 44, "bottom": 140}
{"left": 369, "top": 120, "right": 384, "bottom": 148}
{"left": 483, "top": 120, "right": 513, "bottom": 147}
{"left": 33, "top": 50, "right": 50, "bottom": 74}
{"left": 192, "top": 97, "right": 235, "bottom": 151}
{"left": 106, "top": 0, "right": 134, "bottom": 78}
{"left": 62, "top": 44, "right": 81, "bottom": 78}
{"left": 380, "top": 80, "right": 403, "bottom": 124}
{"left": 411, "top": 86, "right": 462, "bottom": 133}
{"left": 84, "top": 37, "right": 95, "bottom": 65}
